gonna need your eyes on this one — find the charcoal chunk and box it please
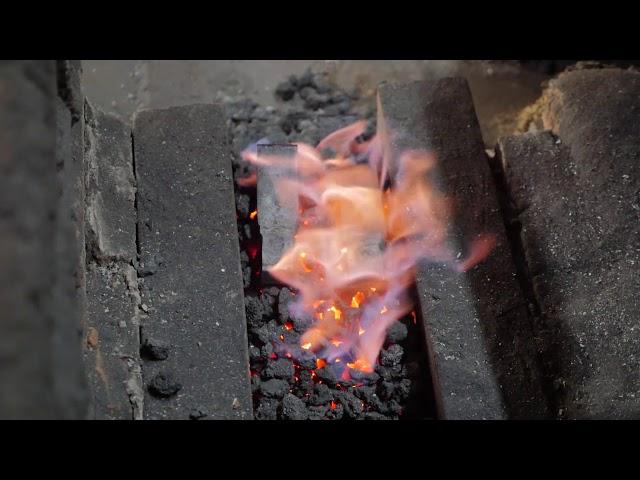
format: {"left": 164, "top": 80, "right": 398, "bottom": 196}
{"left": 148, "top": 373, "right": 182, "bottom": 398}
{"left": 251, "top": 375, "right": 261, "bottom": 393}
{"left": 249, "top": 345, "right": 261, "bottom": 362}
{"left": 245, "top": 295, "right": 268, "bottom": 329}
{"left": 297, "top": 350, "right": 317, "bottom": 370}
{"left": 325, "top": 403, "right": 344, "bottom": 420}
{"left": 256, "top": 398, "right": 279, "bottom": 420}
{"left": 260, "top": 379, "right": 289, "bottom": 399}
{"left": 236, "top": 194, "right": 250, "bottom": 217}
{"left": 335, "top": 391, "right": 364, "bottom": 419}
{"left": 349, "top": 369, "right": 380, "bottom": 385}
{"left": 275, "top": 79, "right": 297, "bottom": 101}
{"left": 309, "top": 383, "right": 334, "bottom": 406}
{"left": 278, "top": 288, "right": 295, "bottom": 321}
{"left": 364, "top": 412, "right": 389, "bottom": 420}
{"left": 263, "top": 358, "right": 295, "bottom": 380}
{"left": 140, "top": 337, "right": 170, "bottom": 361}
{"left": 308, "top": 404, "right": 330, "bottom": 420}
{"left": 315, "top": 366, "right": 339, "bottom": 387}
{"left": 189, "top": 407, "right": 207, "bottom": 420}
{"left": 386, "top": 321, "right": 408, "bottom": 343}
{"left": 380, "top": 344, "right": 404, "bottom": 367}
{"left": 304, "top": 92, "right": 331, "bottom": 110}
{"left": 281, "top": 393, "right": 309, "bottom": 420}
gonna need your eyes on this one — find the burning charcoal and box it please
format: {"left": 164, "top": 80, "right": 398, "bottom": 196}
{"left": 249, "top": 345, "right": 261, "bottom": 362}
{"left": 325, "top": 402, "right": 344, "bottom": 420}
{"left": 380, "top": 344, "right": 404, "bottom": 367}
{"left": 335, "top": 391, "right": 364, "bottom": 419}
{"left": 291, "top": 314, "right": 313, "bottom": 333}
{"left": 297, "top": 350, "right": 317, "bottom": 370}
{"left": 245, "top": 295, "right": 268, "bottom": 329}
{"left": 275, "top": 79, "right": 297, "bottom": 101}
{"left": 281, "top": 329, "right": 300, "bottom": 345}
{"left": 236, "top": 194, "right": 250, "bottom": 217}
{"left": 254, "top": 320, "right": 280, "bottom": 345}
{"left": 357, "top": 388, "right": 386, "bottom": 413}
{"left": 385, "top": 321, "right": 408, "bottom": 344}
{"left": 263, "top": 358, "right": 295, "bottom": 380}
{"left": 259, "top": 290, "right": 277, "bottom": 315}
{"left": 260, "top": 343, "right": 274, "bottom": 358}
{"left": 140, "top": 337, "right": 170, "bottom": 361}
{"left": 259, "top": 379, "right": 289, "bottom": 399}
{"left": 348, "top": 369, "right": 380, "bottom": 385}
{"left": 315, "top": 366, "right": 339, "bottom": 387}
{"left": 280, "top": 393, "right": 309, "bottom": 420}
{"left": 296, "top": 370, "right": 314, "bottom": 394}
{"left": 189, "top": 407, "right": 208, "bottom": 420}
{"left": 278, "top": 288, "right": 295, "bottom": 321}
{"left": 375, "top": 364, "right": 404, "bottom": 381}
{"left": 309, "top": 383, "right": 334, "bottom": 406}
{"left": 148, "top": 373, "right": 182, "bottom": 398}
{"left": 255, "top": 398, "right": 279, "bottom": 420}
{"left": 308, "top": 404, "right": 330, "bottom": 420}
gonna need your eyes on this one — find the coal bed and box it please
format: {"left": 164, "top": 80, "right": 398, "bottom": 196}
{"left": 227, "top": 70, "right": 437, "bottom": 420}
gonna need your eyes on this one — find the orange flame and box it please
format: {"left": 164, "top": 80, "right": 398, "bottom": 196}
{"left": 242, "top": 121, "right": 495, "bottom": 372}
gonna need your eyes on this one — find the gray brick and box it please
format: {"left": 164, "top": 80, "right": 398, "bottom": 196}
{"left": 497, "top": 67, "right": 640, "bottom": 419}
{"left": 134, "top": 104, "right": 252, "bottom": 419}
{"left": 377, "top": 78, "right": 548, "bottom": 419}
{"left": 83, "top": 101, "right": 142, "bottom": 419}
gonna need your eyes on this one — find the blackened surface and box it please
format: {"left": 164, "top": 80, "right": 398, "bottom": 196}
{"left": 134, "top": 104, "right": 252, "bottom": 419}
{"left": 377, "top": 79, "right": 549, "bottom": 419}
{"left": 498, "top": 67, "right": 640, "bottom": 419}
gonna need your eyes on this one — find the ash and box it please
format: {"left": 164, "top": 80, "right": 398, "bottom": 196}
{"left": 227, "top": 70, "right": 431, "bottom": 420}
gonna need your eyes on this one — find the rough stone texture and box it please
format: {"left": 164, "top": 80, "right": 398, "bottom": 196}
{"left": 257, "top": 144, "right": 298, "bottom": 270}
{"left": 0, "top": 60, "right": 87, "bottom": 418}
{"left": 377, "top": 78, "right": 549, "bottom": 419}
{"left": 134, "top": 104, "right": 252, "bottom": 419}
{"left": 83, "top": 101, "right": 143, "bottom": 420}
{"left": 497, "top": 67, "right": 640, "bottom": 419}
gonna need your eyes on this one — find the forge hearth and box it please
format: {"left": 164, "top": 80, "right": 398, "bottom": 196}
{"left": 2, "top": 60, "right": 639, "bottom": 420}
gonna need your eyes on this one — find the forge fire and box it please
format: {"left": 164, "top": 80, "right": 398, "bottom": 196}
{"left": 241, "top": 121, "right": 496, "bottom": 376}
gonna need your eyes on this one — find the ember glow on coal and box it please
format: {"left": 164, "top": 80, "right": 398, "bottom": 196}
{"left": 241, "top": 120, "right": 496, "bottom": 379}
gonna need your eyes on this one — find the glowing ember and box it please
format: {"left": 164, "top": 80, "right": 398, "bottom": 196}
{"left": 242, "top": 120, "right": 495, "bottom": 373}
{"left": 316, "top": 358, "right": 327, "bottom": 369}
{"left": 284, "top": 321, "right": 294, "bottom": 331}
{"left": 249, "top": 210, "right": 258, "bottom": 220}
